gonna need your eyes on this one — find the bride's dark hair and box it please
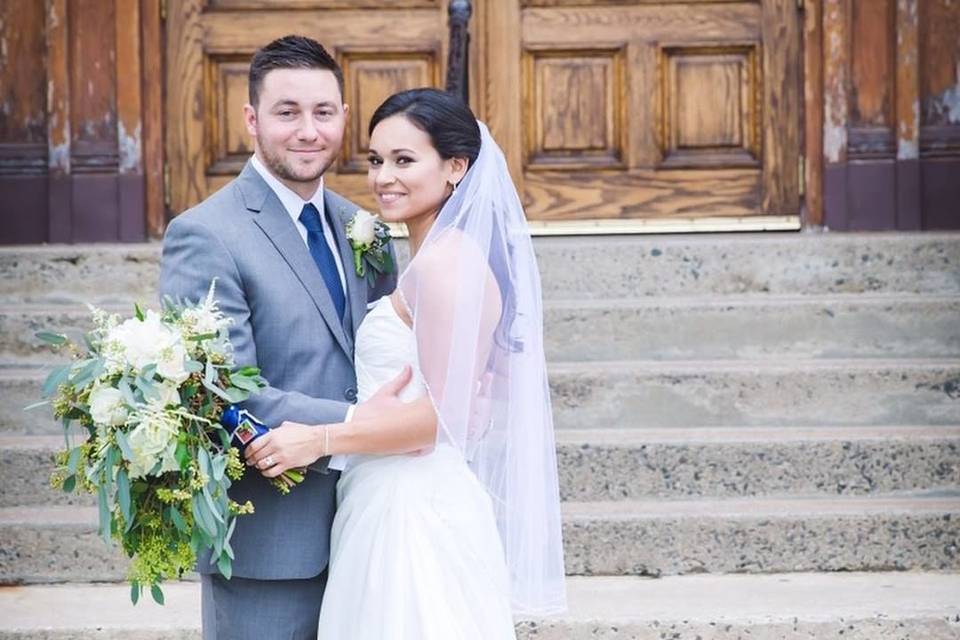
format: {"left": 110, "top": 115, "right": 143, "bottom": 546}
{"left": 368, "top": 89, "right": 482, "bottom": 167}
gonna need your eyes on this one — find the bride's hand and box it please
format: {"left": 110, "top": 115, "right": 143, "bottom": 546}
{"left": 245, "top": 421, "right": 324, "bottom": 478}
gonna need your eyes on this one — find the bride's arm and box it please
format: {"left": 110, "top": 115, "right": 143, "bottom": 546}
{"left": 244, "top": 371, "right": 437, "bottom": 476}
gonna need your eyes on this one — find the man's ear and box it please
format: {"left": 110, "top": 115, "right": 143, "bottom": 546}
{"left": 243, "top": 104, "right": 257, "bottom": 137}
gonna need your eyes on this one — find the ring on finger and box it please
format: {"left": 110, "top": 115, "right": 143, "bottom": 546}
{"left": 263, "top": 455, "right": 274, "bottom": 468}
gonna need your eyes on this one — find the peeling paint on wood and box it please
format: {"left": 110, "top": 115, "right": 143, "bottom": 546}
{"left": 117, "top": 121, "right": 142, "bottom": 173}
{"left": 926, "top": 70, "right": 960, "bottom": 125}
{"left": 46, "top": 0, "right": 70, "bottom": 173}
{"left": 896, "top": 0, "right": 920, "bottom": 160}
{"left": 823, "top": 0, "right": 847, "bottom": 163}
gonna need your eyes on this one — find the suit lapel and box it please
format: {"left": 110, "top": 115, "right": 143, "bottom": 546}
{"left": 237, "top": 162, "right": 352, "bottom": 358}
{"left": 325, "top": 189, "right": 368, "bottom": 341}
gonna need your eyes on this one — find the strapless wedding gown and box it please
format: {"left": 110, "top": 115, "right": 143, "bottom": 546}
{"left": 317, "top": 296, "right": 516, "bottom": 639}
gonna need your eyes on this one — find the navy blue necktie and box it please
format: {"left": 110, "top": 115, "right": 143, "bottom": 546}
{"left": 299, "top": 203, "right": 346, "bottom": 320}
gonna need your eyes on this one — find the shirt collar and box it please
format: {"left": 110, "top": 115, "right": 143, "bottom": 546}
{"left": 249, "top": 153, "right": 325, "bottom": 223}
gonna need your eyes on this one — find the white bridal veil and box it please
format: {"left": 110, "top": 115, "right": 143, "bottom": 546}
{"left": 398, "top": 121, "right": 567, "bottom": 616}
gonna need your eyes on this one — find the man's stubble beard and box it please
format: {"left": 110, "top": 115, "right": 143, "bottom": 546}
{"left": 259, "top": 139, "right": 338, "bottom": 184}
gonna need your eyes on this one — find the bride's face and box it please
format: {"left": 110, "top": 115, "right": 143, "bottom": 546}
{"left": 367, "top": 115, "right": 467, "bottom": 224}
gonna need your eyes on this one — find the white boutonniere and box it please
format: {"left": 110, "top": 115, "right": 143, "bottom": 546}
{"left": 345, "top": 208, "right": 394, "bottom": 284}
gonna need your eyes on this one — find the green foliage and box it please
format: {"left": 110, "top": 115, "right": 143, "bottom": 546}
{"left": 38, "top": 286, "right": 269, "bottom": 605}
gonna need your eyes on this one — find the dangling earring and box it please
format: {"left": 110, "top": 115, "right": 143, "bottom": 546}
{"left": 448, "top": 180, "right": 458, "bottom": 194}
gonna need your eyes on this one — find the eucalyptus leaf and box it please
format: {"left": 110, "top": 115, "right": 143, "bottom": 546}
{"left": 41, "top": 365, "right": 70, "bottom": 398}
{"left": 223, "top": 387, "right": 248, "bottom": 404}
{"left": 118, "top": 378, "right": 137, "bottom": 406}
{"left": 228, "top": 374, "right": 260, "bottom": 392}
{"left": 150, "top": 584, "right": 164, "bottom": 605}
{"left": 202, "top": 487, "right": 225, "bottom": 524}
{"left": 66, "top": 446, "right": 83, "bottom": 474}
{"left": 184, "top": 360, "right": 203, "bottom": 373}
{"left": 225, "top": 514, "right": 238, "bottom": 543}
{"left": 97, "top": 485, "right": 111, "bottom": 545}
{"left": 69, "top": 358, "right": 102, "bottom": 389}
{"left": 197, "top": 447, "right": 211, "bottom": 478}
{"left": 134, "top": 303, "right": 145, "bottom": 322}
{"left": 62, "top": 475, "right": 76, "bottom": 493}
{"left": 211, "top": 454, "right": 226, "bottom": 482}
{"left": 116, "top": 468, "right": 132, "bottom": 531}
{"left": 217, "top": 554, "right": 233, "bottom": 580}
{"left": 36, "top": 331, "right": 68, "bottom": 346}
{"left": 135, "top": 376, "right": 158, "bottom": 401}
{"left": 169, "top": 506, "right": 188, "bottom": 533}
{"left": 130, "top": 582, "right": 141, "bottom": 605}
{"left": 191, "top": 496, "right": 216, "bottom": 540}
{"left": 115, "top": 431, "right": 134, "bottom": 462}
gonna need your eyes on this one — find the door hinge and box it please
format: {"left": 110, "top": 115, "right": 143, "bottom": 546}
{"left": 160, "top": 0, "right": 167, "bottom": 21}
{"left": 798, "top": 154, "right": 806, "bottom": 197}
{"left": 163, "top": 163, "right": 171, "bottom": 208}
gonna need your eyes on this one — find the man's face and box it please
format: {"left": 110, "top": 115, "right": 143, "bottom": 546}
{"left": 244, "top": 68, "right": 348, "bottom": 193}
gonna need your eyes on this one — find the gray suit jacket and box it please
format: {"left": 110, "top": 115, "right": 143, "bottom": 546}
{"left": 159, "top": 161, "right": 396, "bottom": 580}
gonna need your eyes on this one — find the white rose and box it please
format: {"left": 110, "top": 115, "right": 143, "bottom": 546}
{"left": 107, "top": 310, "right": 173, "bottom": 371}
{"left": 156, "top": 342, "right": 190, "bottom": 384}
{"left": 348, "top": 209, "right": 378, "bottom": 246}
{"left": 155, "top": 382, "right": 181, "bottom": 408}
{"left": 127, "top": 407, "right": 179, "bottom": 479}
{"left": 89, "top": 385, "right": 128, "bottom": 427}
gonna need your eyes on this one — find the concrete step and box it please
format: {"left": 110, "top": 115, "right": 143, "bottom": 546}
{"left": 544, "top": 294, "right": 960, "bottom": 361}
{"left": 3, "top": 496, "right": 957, "bottom": 583}
{"left": 7, "top": 359, "right": 960, "bottom": 434}
{"left": 555, "top": 426, "right": 960, "bottom": 501}
{"left": 4, "top": 428, "right": 959, "bottom": 508}
{"left": 534, "top": 232, "right": 960, "bottom": 299}
{"left": 549, "top": 358, "right": 960, "bottom": 430}
{"left": 2, "top": 573, "right": 959, "bottom": 639}
{"left": 2, "top": 233, "right": 958, "bottom": 304}
{"left": 562, "top": 494, "right": 960, "bottom": 577}
{"left": 5, "top": 293, "right": 959, "bottom": 365}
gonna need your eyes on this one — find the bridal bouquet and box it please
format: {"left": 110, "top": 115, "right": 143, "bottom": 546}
{"left": 34, "top": 281, "right": 267, "bottom": 604}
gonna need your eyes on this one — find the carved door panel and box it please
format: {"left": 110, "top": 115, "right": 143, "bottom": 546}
{"left": 479, "top": 0, "right": 803, "bottom": 226}
{"left": 166, "top": 0, "right": 448, "bottom": 214}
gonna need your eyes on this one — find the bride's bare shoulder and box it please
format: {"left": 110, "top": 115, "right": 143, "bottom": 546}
{"left": 412, "top": 228, "right": 485, "bottom": 274}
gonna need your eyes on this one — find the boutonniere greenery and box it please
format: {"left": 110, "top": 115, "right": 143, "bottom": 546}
{"left": 345, "top": 208, "right": 394, "bottom": 285}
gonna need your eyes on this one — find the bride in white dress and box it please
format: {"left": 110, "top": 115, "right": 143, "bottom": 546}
{"left": 248, "top": 89, "right": 566, "bottom": 638}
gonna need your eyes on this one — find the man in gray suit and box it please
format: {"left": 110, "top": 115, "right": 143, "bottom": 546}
{"left": 160, "top": 36, "right": 399, "bottom": 639}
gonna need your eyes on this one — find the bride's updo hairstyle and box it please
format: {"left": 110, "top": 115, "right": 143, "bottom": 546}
{"left": 368, "top": 88, "right": 482, "bottom": 170}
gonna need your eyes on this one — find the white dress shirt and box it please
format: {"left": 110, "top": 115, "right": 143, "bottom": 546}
{"left": 249, "top": 154, "right": 356, "bottom": 429}
{"left": 249, "top": 154, "right": 347, "bottom": 293}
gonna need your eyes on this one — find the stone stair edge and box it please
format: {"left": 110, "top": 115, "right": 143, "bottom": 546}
{"left": 6, "top": 357, "right": 960, "bottom": 376}
{"left": 1, "top": 572, "right": 959, "bottom": 633}
{"left": 6, "top": 493, "right": 959, "bottom": 525}
{"left": 7, "top": 424, "right": 960, "bottom": 449}
{"left": 3, "top": 291, "right": 960, "bottom": 311}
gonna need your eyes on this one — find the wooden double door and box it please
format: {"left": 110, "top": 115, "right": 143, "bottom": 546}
{"left": 167, "top": 0, "right": 802, "bottom": 227}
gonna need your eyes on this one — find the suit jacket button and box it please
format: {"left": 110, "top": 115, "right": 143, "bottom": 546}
{"left": 345, "top": 388, "right": 357, "bottom": 402}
